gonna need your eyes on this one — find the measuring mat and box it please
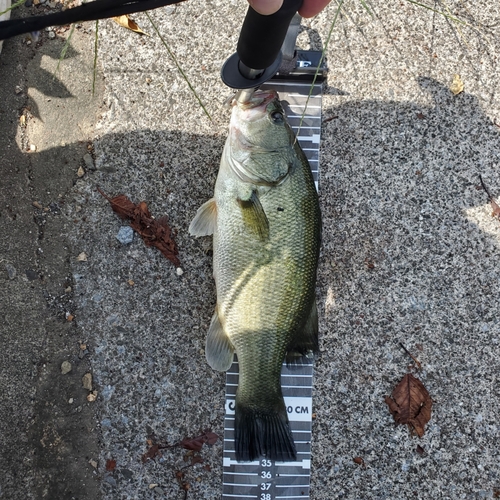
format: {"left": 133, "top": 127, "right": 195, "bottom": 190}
{"left": 222, "top": 51, "right": 325, "bottom": 499}
{"left": 223, "top": 359, "right": 314, "bottom": 499}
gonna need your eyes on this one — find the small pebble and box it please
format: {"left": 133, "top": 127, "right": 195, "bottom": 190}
{"left": 29, "top": 144, "right": 36, "bottom": 152}
{"left": 61, "top": 361, "right": 72, "bottom": 374}
{"left": 15, "top": 86, "right": 23, "bottom": 94}
{"left": 116, "top": 226, "right": 134, "bottom": 245}
{"left": 176, "top": 267, "right": 183, "bottom": 276}
{"left": 82, "top": 372, "right": 92, "bottom": 390}
{"left": 77, "top": 252, "right": 88, "bottom": 262}
{"left": 48, "top": 31, "right": 55, "bottom": 40}
{"left": 25, "top": 0, "right": 33, "bottom": 6}
{"left": 5, "top": 263, "right": 16, "bottom": 280}
{"left": 89, "top": 459, "right": 98, "bottom": 468}
{"left": 65, "top": 286, "right": 72, "bottom": 293}
{"left": 104, "top": 476, "right": 117, "bottom": 487}
{"left": 25, "top": 269, "right": 39, "bottom": 281}
{"left": 77, "top": 166, "right": 85, "bottom": 177}
{"left": 83, "top": 153, "right": 94, "bottom": 169}
{"left": 32, "top": 201, "right": 43, "bottom": 209}
{"left": 68, "top": 398, "right": 74, "bottom": 404}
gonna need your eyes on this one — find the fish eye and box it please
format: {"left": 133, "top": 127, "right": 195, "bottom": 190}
{"left": 270, "top": 111, "right": 284, "bottom": 124}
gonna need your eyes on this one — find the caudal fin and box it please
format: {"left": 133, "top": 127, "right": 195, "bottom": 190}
{"left": 235, "top": 403, "right": 297, "bottom": 462}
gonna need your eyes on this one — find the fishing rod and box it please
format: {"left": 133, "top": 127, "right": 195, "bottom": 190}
{"left": 0, "top": 0, "right": 185, "bottom": 40}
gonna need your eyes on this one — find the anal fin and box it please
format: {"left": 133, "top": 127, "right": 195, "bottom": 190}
{"left": 286, "top": 298, "right": 319, "bottom": 363}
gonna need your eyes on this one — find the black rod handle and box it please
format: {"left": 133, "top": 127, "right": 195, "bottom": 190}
{"left": 237, "top": 0, "right": 303, "bottom": 71}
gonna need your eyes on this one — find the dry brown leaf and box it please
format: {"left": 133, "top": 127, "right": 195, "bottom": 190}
{"left": 142, "top": 444, "right": 161, "bottom": 463}
{"left": 179, "top": 430, "right": 219, "bottom": 452}
{"left": 416, "top": 444, "right": 425, "bottom": 455}
{"left": 105, "top": 459, "right": 117, "bottom": 471}
{"left": 384, "top": 373, "right": 432, "bottom": 437}
{"left": 112, "top": 15, "right": 148, "bottom": 35}
{"left": 98, "top": 188, "right": 180, "bottom": 267}
{"left": 450, "top": 74, "right": 464, "bottom": 95}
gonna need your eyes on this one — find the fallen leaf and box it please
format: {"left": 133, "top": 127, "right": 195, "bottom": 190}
{"left": 180, "top": 430, "right": 219, "bottom": 452}
{"left": 353, "top": 457, "right": 365, "bottom": 467}
{"left": 112, "top": 15, "right": 149, "bottom": 35}
{"left": 98, "top": 188, "right": 180, "bottom": 266}
{"left": 142, "top": 444, "right": 162, "bottom": 463}
{"left": 385, "top": 373, "right": 432, "bottom": 437}
{"left": 106, "top": 459, "right": 117, "bottom": 471}
{"left": 450, "top": 74, "right": 464, "bottom": 95}
{"left": 189, "top": 455, "right": 204, "bottom": 466}
{"left": 479, "top": 176, "right": 500, "bottom": 219}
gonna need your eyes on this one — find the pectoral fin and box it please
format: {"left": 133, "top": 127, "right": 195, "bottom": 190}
{"left": 206, "top": 309, "right": 234, "bottom": 371}
{"left": 286, "top": 298, "right": 319, "bottom": 363}
{"left": 237, "top": 190, "right": 269, "bottom": 241}
{"left": 189, "top": 198, "right": 217, "bottom": 237}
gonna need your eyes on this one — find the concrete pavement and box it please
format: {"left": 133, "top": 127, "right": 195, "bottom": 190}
{"left": 1, "top": 0, "right": 500, "bottom": 498}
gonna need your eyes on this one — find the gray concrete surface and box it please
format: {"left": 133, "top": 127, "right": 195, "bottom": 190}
{"left": 0, "top": 17, "right": 104, "bottom": 499}
{"left": 1, "top": 0, "right": 500, "bottom": 499}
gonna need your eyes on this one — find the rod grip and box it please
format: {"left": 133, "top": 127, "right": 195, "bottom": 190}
{"left": 236, "top": 0, "right": 303, "bottom": 71}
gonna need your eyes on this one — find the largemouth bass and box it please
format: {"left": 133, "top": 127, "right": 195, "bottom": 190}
{"left": 190, "top": 89, "right": 321, "bottom": 462}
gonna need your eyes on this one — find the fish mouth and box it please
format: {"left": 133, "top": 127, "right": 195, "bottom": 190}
{"left": 235, "top": 89, "right": 278, "bottom": 112}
